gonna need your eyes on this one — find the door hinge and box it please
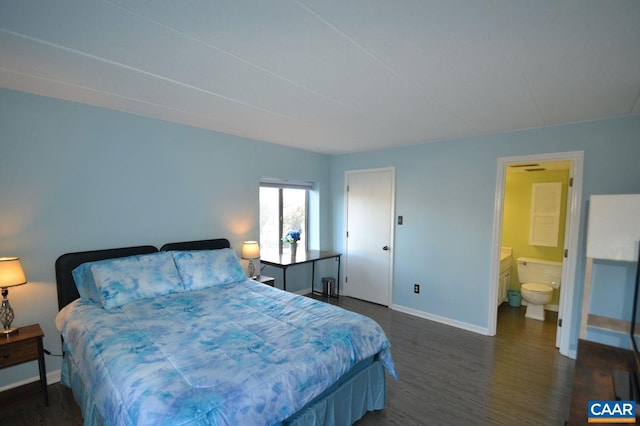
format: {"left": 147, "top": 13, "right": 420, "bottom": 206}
{"left": 347, "top": 185, "right": 350, "bottom": 192}
{"left": 345, "top": 276, "right": 348, "bottom": 283}
{"left": 558, "top": 318, "right": 563, "bottom": 327}
{"left": 564, "top": 249, "right": 568, "bottom": 258}
{"left": 346, "top": 231, "right": 349, "bottom": 238}
{"left": 569, "top": 177, "right": 573, "bottom": 187}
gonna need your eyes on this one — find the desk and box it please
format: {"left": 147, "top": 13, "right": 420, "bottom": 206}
{"left": 569, "top": 339, "right": 634, "bottom": 424}
{"left": 261, "top": 250, "right": 341, "bottom": 298}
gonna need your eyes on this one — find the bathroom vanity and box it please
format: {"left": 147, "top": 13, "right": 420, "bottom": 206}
{"left": 498, "top": 247, "right": 512, "bottom": 304}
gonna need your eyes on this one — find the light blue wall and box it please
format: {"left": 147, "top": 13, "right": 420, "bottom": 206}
{"left": 0, "top": 89, "right": 331, "bottom": 386}
{"left": 2, "top": 87, "right": 639, "bottom": 389}
{"left": 330, "top": 115, "right": 640, "bottom": 353}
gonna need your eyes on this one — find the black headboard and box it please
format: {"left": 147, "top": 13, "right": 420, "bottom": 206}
{"left": 160, "top": 238, "right": 231, "bottom": 252}
{"left": 55, "top": 238, "right": 233, "bottom": 310}
{"left": 55, "top": 245, "right": 158, "bottom": 310}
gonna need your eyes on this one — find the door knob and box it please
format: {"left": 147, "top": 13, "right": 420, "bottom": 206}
{"left": 383, "top": 246, "right": 389, "bottom": 251}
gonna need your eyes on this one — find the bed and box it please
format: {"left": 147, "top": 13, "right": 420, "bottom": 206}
{"left": 55, "top": 238, "right": 396, "bottom": 425}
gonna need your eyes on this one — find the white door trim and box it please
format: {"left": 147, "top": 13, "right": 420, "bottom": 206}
{"left": 489, "top": 151, "right": 583, "bottom": 358}
{"left": 344, "top": 167, "right": 396, "bottom": 305}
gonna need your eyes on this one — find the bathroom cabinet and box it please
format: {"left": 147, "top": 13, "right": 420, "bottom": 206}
{"left": 498, "top": 269, "right": 510, "bottom": 304}
{"left": 499, "top": 247, "right": 512, "bottom": 305}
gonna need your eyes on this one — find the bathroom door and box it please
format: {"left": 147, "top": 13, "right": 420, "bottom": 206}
{"left": 556, "top": 167, "right": 574, "bottom": 347}
{"left": 345, "top": 167, "right": 395, "bottom": 306}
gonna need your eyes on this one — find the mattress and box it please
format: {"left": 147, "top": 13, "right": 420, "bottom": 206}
{"left": 56, "top": 279, "right": 396, "bottom": 425}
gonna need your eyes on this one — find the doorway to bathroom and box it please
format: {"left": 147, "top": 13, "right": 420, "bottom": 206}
{"left": 488, "top": 151, "right": 584, "bottom": 358}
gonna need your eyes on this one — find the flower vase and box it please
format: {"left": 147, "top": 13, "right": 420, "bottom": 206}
{"left": 290, "top": 242, "right": 297, "bottom": 257}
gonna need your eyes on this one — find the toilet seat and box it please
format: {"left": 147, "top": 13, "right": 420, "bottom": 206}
{"left": 522, "top": 283, "right": 552, "bottom": 293}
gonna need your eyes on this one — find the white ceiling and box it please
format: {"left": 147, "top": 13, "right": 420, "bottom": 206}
{"left": 1, "top": 1, "right": 639, "bottom": 154}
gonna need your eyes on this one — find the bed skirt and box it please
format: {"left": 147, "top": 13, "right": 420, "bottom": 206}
{"left": 62, "top": 351, "right": 386, "bottom": 426}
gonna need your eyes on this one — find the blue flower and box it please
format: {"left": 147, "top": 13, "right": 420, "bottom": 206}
{"left": 282, "top": 230, "right": 301, "bottom": 244}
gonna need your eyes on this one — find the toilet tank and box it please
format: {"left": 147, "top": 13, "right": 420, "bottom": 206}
{"left": 517, "top": 257, "right": 562, "bottom": 289}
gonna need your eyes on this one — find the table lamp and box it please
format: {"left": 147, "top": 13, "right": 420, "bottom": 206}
{"left": 0, "top": 257, "right": 27, "bottom": 336}
{"left": 242, "top": 241, "right": 260, "bottom": 279}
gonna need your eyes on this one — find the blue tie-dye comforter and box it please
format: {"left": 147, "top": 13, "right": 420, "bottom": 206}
{"left": 56, "top": 279, "right": 395, "bottom": 425}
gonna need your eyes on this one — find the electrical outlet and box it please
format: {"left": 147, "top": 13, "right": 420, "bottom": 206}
{"left": 414, "top": 284, "right": 420, "bottom": 293}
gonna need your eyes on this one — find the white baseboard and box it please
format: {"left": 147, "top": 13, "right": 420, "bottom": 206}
{"left": 0, "top": 369, "right": 61, "bottom": 393}
{"left": 390, "top": 304, "right": 490, "bottom": 336}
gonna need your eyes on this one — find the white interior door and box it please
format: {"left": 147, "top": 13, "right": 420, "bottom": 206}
{"left": 345, "top": 168, "right": 394, "bottom": 306}
{"left": 556, "top": 164, "right": 574, "bottom": 348}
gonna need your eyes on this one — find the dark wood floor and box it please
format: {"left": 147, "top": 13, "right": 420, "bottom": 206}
{"left": 347, "top": 299, "right": 575, "bottom": 426}
{"left": 1, "top": 297, "right": 574, "bottom": 425}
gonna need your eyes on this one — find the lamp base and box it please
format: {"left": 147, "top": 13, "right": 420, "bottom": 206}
{"left": 1, "top": 327, "right": 18, "bottom": 337}
{"left": 0, "top": 295, "right": 17, "bottom": 337}
{"left": 248, "top": 260, "right": 256, "bottom": 280}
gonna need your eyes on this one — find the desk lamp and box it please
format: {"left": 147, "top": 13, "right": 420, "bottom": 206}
{"left": 0, "top": 257, "right": 27, "bottom": 336}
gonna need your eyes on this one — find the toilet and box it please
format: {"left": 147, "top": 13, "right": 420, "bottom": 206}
{"left": 516, "top": 257, "right": 562, "bottom": 321}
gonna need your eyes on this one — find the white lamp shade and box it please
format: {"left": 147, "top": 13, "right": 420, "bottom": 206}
{"left": 0, "top": 257, "right": 27, "bottom": 287}
{"left": 242, "top": 241, "right": 260, "bottom": 260}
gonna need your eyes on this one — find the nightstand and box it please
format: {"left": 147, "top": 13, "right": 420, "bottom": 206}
{"left": 257, "top": 275, "right": 275, "bottom": 286}
{"left": 0, "top": 324, "right": 48, "bottom": 406}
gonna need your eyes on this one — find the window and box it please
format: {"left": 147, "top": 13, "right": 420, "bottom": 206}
{"left": 259, "top": 179, "right": 311, "bottom": 254}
